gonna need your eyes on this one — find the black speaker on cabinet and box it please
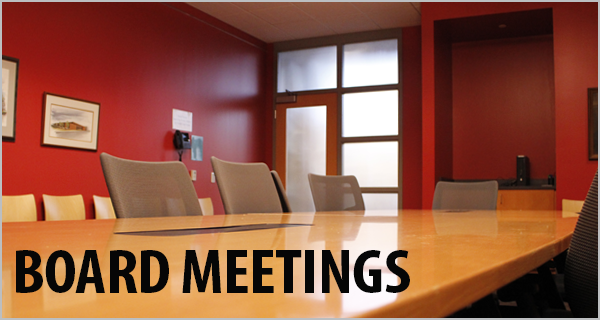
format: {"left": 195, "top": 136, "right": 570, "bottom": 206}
{"left": 516, "top": 155, "right": 529, "bottom": 186}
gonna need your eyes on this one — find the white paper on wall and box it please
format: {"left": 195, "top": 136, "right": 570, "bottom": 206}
{"left": 172, "top": 109, "right": 192, "bottom": 132}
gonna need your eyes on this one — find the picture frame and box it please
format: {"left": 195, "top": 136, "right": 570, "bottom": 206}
{"left": 41, "top": 93, "right": 100, "bottom": 151}
{"left": 2, "top": 56, "right": 19, "bottom": 141}
{"left": 588, "top": 88, "right": 598, "bottom": 160}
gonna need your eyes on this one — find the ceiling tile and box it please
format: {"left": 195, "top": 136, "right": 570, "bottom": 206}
{"left": 368, "top": 9, "right": 421, "bottom": 29}
{"left": 245, "top": 24, "right": 294, "bottom": 43}
{"left": 353, "top": 2, "right": 414, "bottom": 15}
{"left": 273, "top": 20, "right": 334, "bottom": 40}
{"left": 292, "top": 2, "right": 363, "bottom": 19}
{"left": 215, "top": 11, "right": 265, "bottom": 31}
{"left": 234, "top": 2, "right": 290, "bottom": 12}
{"left": 322, "top": 14, "right": 380, "bottom": 34}
{"left": 186, "top": 2, "right": 423, "bottom": 43}
{"left": 187, "top": 2, "right": 245, "bottom": 17}
{"left": 251, "top": 5, "right": 313, "bottom": 25}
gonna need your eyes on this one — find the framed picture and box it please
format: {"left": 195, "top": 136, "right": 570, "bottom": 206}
{"left": 42, "top": 93, "right": 100, "bottom": 151}
{"left": 589, "top": 88, "right": 598, "bottom": 160}
{"left": 3, "top": 56, "right": 19, "bottom": 141}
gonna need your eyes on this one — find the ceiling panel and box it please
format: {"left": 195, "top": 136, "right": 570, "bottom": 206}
{"left": 186, "top": 2, "right": 422, "bottom": 43}
{"left": 251, "top": 5, "right": 314, "bottom": 25}
{"left": 292, "top": 2, "right": 364, "bottom": 19}
{"left": 322, "top": 14, "right": 380, "bottom": 35}
{"left": 273, "top": 19, "right": 334, "bottom": 40}
{"left": 187, "top": 2, "right": 245, "bottom": 17}
{"left": 234, "top": 2, "right": 290, "bottom": 12}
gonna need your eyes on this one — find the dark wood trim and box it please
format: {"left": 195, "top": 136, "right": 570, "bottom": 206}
{"left": 361, "top": 187, "right": 399, "bottom": 194}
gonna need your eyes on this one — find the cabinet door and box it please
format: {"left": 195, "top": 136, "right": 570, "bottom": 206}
{"left": 497, "top": 190, "right": 555, "bottom": 210}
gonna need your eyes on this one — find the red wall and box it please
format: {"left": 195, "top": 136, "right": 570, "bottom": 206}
{"left": 402, "top": 27, "right": 423, "bottom": 209}
{"left": 452, "top": 35, "right": 556, "bottom": 180}
{"left": 433, "top": 23, "right": 455, "bottom": 183}
{"left": 553, "top": 3, "right": 598, "bottom": 207}
{"left": 2, "top": 3, "right": 268, "bottom": 217}
{"left": 422, "top": 2, "right": 598, "bottom": 208}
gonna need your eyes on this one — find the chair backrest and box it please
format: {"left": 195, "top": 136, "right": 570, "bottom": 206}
{"left": 271, "top": 170, "right": 291, "bottom": 213}
{"left": 100, "top": 153, "right": 202, "bottom": 218}
{"left": 93, "top": 195, "right": 116, "bottom": 219}
{"left": 562, "top": 199, "right": 585, "bottom": 214}
{"left": 308, "top": 173, "right": 365, "bottom": 212}
{"left": 432, "top": 180, "right": 498, "bottom": 210}
{"left": 211, "top": 157, "right": 283, "bottom": 214}
{"left": 198, "top": 198, "right": 214, "bottom": 216}
{"left": 565, "top": 170, "right": 598, "bottom": 318}
{"left": 42, "top": 194, "right": 85, "bottom": 221}
{"left": 2, "top": 194, "right": 37, "bottom": 222}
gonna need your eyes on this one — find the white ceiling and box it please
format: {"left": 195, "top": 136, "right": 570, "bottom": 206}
{"left": 187, "top": 2, "right": 421, "bottom": 43}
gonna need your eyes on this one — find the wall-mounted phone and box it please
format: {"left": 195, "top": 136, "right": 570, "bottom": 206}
{"left": 173, "top": 130, "right": 191, "bottom": 161}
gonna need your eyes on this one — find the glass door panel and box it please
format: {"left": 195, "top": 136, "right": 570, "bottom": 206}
{"left": 286, "top": 106, "right": 327, "bottom": 212}
{"left": 275, "top": 93, "right": 338, "bottom": 212}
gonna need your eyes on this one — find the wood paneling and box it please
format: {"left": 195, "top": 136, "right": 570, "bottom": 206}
{"left": 497, "top": 189, "right": 556, "bottom": 210}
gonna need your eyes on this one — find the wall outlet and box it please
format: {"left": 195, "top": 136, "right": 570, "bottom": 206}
{"left": 211, "top": 172, "right": 215, "bottom": 183}
{"left": 190, "top": 170, "right": 197, "bottom": 181}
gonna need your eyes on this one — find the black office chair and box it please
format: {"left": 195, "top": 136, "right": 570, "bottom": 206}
{"left": 100, "top": 153, "right": 203, "bottom": 218}
{"left": 496, "top": 171, "right": 598, "bottom": 318}
{"left": 271, "top": 170, "right": 292, "bottom": 213}
{"left": 563, "top": 170, "right": 598, "bottom": 317}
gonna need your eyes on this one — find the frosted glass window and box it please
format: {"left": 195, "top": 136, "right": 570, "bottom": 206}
{"left": 286, "top": 106, "right": 327, "bottom": 212}
{"left": 278, "top": 46, "right": 336, "bottom": 93}
{"left": 342, "top": 90, "right": 398, "bottom": 137}
{"left": 362, "top": 193, "right": 398, "bottom": 211}
{"left": 342, "top": 142, "right": 398, "bottom": 187}
{"left": 343, "top": 39, "right": 398, "bottom": 88}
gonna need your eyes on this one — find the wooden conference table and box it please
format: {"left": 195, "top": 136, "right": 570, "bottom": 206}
{"left": 2, "top": 209, "right": 577, "bottom": 318}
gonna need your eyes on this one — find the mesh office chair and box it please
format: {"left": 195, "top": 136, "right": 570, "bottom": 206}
{"left": 496, "top": 171, "right": 597, "bottom": 317}
{"left": 211, "top": 157, "right": 283, "bottom": 214}
{"left": 100, "top": 153, "right": 203, "bottom": 218}
{"left": 308, "top": 173, "right": 365, "bottom": 211}
{"left": 564, "top": 170, "right": 598, "bottom": 317}
{"left": 432, "top": 180, "right": 498, "bottom": 210}
{"left": 271, "top": 170, "right": 291, "bottom": 213}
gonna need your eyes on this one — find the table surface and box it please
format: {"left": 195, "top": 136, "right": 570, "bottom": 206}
{"left": 2, "top": 210, "right": 577, "bottom": 318}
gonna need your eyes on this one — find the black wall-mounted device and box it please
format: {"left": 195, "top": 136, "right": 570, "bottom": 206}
{"left": 174, "top": 130, "right": 191, "bottom": 150}
{"left": 516, "top": 155, "right": 529, "bottom": 186}
{"left": 173, "top": 130, "right": 191, "bottom": 161}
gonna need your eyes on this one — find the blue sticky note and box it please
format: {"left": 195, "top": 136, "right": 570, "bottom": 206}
{"left": 191, "top": 135, "right": 203, "bottom": 161}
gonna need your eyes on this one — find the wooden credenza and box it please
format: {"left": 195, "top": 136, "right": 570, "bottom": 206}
{"left": 497, "top": 189, "right": 556, "bottom": 210}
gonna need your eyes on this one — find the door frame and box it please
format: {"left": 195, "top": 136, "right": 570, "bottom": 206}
{"left": 274, "top": 93, "right": 338, "bottom": 188}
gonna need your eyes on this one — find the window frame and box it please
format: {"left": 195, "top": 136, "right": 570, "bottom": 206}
{"left": 273, "top": 28, "right": 403, "bottom": 209}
